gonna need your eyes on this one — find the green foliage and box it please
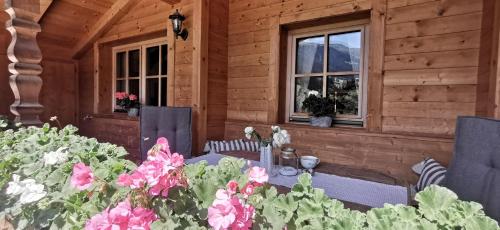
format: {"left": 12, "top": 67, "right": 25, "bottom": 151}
{"left": 301, "top": 94, "right": 336, "bottom": 117}
{"left": 0, "top": 124, "right": 135, "bottom": 229}
{"left": 1, "top": 125, "right": 499, "bottom": 230}
{"left": 0, "top": 116, "right": 20, "bottom": 132}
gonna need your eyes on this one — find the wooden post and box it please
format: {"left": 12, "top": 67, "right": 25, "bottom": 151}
{"left": 192, "top": 0, "right": 209, "bottom": 154}
{"left": 4, "top": 0, "right": 43, "bottom": 126}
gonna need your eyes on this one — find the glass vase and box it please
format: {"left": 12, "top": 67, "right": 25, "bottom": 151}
{"left": 259, "top": 144, "right": 275, "bottom": 176}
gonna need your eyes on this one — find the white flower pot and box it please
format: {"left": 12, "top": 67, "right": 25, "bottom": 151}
{"left": 128, "top": 108, "right": 139, "bottom": 117}
{"left": 310, "top": 116, "right": 332, "bottom": 128}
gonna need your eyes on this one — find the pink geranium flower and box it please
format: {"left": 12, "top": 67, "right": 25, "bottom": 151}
{"left": 231, "top": 198, "right": 255, "bottom": 230}
{"left": 226, "top": 180, "right": 239, "bottom": 194}
{"left": 117, "top": 173, "right": 132, "bottom": 187}
{"left": 208, "top": 200, "right": 237, "bottom": 230}
{"left": 71, "top": 163, "right": 94, "bottom": 190}
{"left": 129, "top": 94, "right": 138, "bottom": 101}
{"left": 108, "top": 200, "right": 132, "bottom": 229}
{"left": 85, "top": 208, "right": 111, "bottom": 230}
{"left": 248, "top": 167, "right": 269, "bottom": 185}
{"left": 241, "top": 183, "right": 254, "bottom": 198}
{"left": 129, "top": 207, "right": 157, "bottom": 230}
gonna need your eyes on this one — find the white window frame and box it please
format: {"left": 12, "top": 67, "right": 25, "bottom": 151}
{"left": 285, "top": 21, "right": 370, "bottom": 125}
{"left": 112, "top": 38, "right": 168, "bottom": 111}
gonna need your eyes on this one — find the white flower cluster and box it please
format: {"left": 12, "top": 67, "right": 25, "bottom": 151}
{"left": 244, "top": 127, "right": 255, "bottom": 140}
{"left": 43, "top": 147, "right": 69, "bottom": 166}
{"left": 271, "top": 126, "right": 291, "bottom": 148}
{"left": 308, "top": 90, "right": 319, "bottom": 96}
{"left": 6, "top": 174, "right": 47, "bottom": 204}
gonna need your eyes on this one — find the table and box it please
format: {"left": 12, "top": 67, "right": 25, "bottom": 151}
{"left": 186, "top": 151, "right": 409, "bottom": 212}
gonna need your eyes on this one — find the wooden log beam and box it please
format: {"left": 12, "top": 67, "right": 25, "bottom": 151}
{"left": 4, "top": 0, "right": 44, "bottom": 126}
{"left": 71, "top": 0, "right": 137, "bottom": 59}
{"left": 35, "top": 0, "right": 53, "bottom": 22}
{"left": 160, "top": 0, "right": 181, "bottom": 5}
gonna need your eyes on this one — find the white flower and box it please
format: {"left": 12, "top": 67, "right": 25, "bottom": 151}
{"left": 244, "top": 127, "right": 255, "bottom": 140}
{"left": 272, "top": 129, "right": 291, "bottom": 147}
{"left": 308, "top": 90, "right": 319, "bottom": 96}
{"left": 43, "top": 147, "right": 69, "bottom": 166}
{"left": 271, "top": 126, "right": 280, "bottom": 133}
{"left": 6, "top": 174, "right": 23, "bottom": 196}
{"left": 49, "top": 116, "right": 58, "bottom": 121}
{"left": 19, "top": 180, "right": 47, "bottom": 204}
{"left": 6, "top": 175, "right": 47, "bottom": 204}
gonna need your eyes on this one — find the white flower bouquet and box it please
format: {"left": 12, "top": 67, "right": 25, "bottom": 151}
{"left": 244, "top": 125, "right": 291, "bottom": 148}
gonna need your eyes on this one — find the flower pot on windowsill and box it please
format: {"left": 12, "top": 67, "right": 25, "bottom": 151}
{"left": 310, "top": 116, "right": 333, "bottom": 128}
{"left": 127, "top": 108, "right": 139, "bottom": 117}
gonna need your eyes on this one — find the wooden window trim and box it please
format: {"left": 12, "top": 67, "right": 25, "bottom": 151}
{"left": 111, "top": 38, "right": 167, "bottom": 111}
{"left": 285, "top": 22, "right": 370, "bottom": 125}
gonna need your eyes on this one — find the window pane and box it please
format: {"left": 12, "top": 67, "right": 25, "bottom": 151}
{"left": 116, "top": 80, "right": 125, "bottom": 92}
{"left": 327, "top": 75, "right": 359, "bottom": 116}
{"left": 146, "top": 78, "right": 159, "bottom": 106}
{"left": 161, "top": 45, "right": 168, "bottom": 75}
{"left": 116, "top": 52, "right": 126, "bottom": 78}
{"left": 129, "top": 79, "right": 140, "bottom": 98}
{"left": 294, "top": 76, "right": 323, "bottom": 113}
{"left": 146, "top": 46, "right": 160, "bottom": 76}
{"left": 160, "top": 78, "right": 167, "bottom": 106}
{"left": 128, "top": 49, "right": 140, "bottom": 77}
{"left": 296, "top": 36, "right": 324, "bottom": 74}
{"left": 328, "top": 31, "right": 361, "bottom": 72}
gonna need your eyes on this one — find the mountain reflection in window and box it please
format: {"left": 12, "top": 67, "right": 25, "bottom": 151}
{"left": 296, "top": 36, "right": 324, "bottom": 74}
{"left": 328, "top": 31, "right": 361, "bottom": 72}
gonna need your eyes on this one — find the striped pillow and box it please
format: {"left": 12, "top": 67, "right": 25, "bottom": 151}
{"left": 205, "top": 139, "right": 260, "bottom": 153}
{"left": 416, "top": 158, "right": 447, "bottom": 192}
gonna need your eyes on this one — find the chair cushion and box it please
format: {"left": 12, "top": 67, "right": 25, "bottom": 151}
{"left": 415, "top": 158, "right": 446, "bottom": 192}
{"left": 205, "top": 139, "right": 260, "bottom": 153}
{"left": 140, "top": 106, "right": 192, "bottom": 160}
{"left": 443, "top": 116, "right": 500, "bottom": 222}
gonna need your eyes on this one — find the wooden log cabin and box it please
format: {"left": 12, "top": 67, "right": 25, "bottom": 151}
{"left": 0, "top": 0, "right": 499, "bottom": 184}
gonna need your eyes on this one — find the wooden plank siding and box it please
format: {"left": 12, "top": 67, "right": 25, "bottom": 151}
{"left": 224, "top": 0, "right": 487, "bottom": 183}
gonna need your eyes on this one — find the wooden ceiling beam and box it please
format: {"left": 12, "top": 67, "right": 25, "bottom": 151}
{"left": 35, "top": 0, "right": 53, "bottom": 22}
{"left": 160, "top": 0, "right": 181, "bottom": 5}
{"left": 71, "top": 0, "right": 137, "bottom": 59}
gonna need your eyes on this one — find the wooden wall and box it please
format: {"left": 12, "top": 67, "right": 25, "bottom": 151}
{"left": 207, "top": 0, "right": 229, "bottom": 140}
{"left": 77, "top": 0, "right": 229, "bottom": 154}
{"left": 224, "top": 0, "right": 487, "bottom": 182}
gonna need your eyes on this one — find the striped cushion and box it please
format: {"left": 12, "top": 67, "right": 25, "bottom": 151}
{"left": 205, "top": 139, "right": 260, "bottom": 153}
{"left": 416, "top": 158, "right": 447, "bottom": 191}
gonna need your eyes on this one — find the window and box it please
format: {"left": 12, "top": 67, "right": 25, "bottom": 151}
{"left": 113, "top": 39, "right": 168, "bottom": 111}
{"left": 287, "top": 24, "right": 368, "bottom": 125}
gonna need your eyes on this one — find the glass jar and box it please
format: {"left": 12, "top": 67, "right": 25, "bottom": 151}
{"left": 278, "top": 147, "right": 299, "bottom": 176}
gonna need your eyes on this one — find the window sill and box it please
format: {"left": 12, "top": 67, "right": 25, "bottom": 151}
{"left": 285, "top": 121, "right": 366, "bottom": 132}
{"left": 88, "top": 113, "right": 139, "bottom": 121}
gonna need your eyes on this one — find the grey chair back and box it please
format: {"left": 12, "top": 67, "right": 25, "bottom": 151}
{"left": 140, "top": 106, "right": 192, "bottom": 161}
{"left": 443, "top": 116, "right": 500, "bottom": 222}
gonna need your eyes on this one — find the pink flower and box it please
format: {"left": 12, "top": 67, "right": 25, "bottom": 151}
{"left": 248, "top": 167, "right": 269, "bottom": 185}
{"left": 231, "top": 199, "right": 255, "bottom": 230}
{"left": 129, "top": 94, "right": 137, "bottom": 101}
{"left": 108, "top": 200, "right": 132, "bottom": 229}
{"left": 226, "top": 180, "right": 239, "bottom": 194}
{"left": 71, "top": 163, "right": 94, "bottom": 190}
{"left": 129, "top": 171, "right": 146, "bottom": 189}
{"left": 85, "top": 208, "right": 111, "bottom": 230}
{"left": 129, "top": 207, "right": 157, "bottom": 230}
{"left": 208, "top": 200, "right": 237, "bottom": 230}
{"left": 117, "top": 173, "right": 132, "bottom": 187}
{"left": 241, "top": 183, "right": 254, "bottom": 198}
{"left": 115, "top": 92, "right": 128, "bottom": 100}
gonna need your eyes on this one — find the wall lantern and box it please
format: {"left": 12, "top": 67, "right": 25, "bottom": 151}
{"left": 169, "top": 9, "right": 188, "bottom": 40}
